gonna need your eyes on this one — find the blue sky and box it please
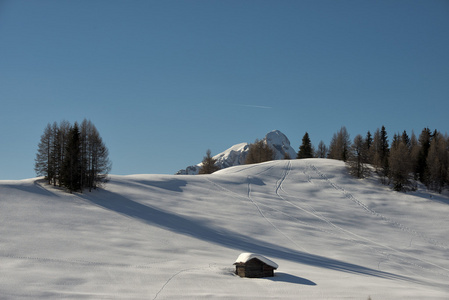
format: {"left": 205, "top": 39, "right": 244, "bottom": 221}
{"left": 1, "top": 0, "right": 448, "bottom": 180}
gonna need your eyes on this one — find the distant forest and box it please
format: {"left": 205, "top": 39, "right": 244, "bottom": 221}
{"left": 299, "top": 126, "right": 449, "bottom": 193}
{"left": 35, "top": 119, "right": 111, "bottom": 193}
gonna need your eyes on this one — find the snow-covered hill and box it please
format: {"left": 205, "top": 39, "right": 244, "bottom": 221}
{"left": 1, "top": 159, "right": 449, "bottom": 299}
{"left": 176, "top": 130, "right": 296, "bottom": 174}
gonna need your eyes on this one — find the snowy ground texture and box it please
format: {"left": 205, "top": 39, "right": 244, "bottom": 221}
{"left": 1, "top": 158, "right": 448, "bottom": 299}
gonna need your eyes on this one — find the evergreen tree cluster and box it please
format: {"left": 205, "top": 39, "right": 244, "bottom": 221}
{"left": 321, "top": 126, "right": 449, "bottom": 193}
{"left": 35, "top": 119, "right": 111, "bottom": 193}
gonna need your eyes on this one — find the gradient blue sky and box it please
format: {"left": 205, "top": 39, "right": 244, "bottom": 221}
{"left": 1, "top": 0, "right": 448, "bottom": 180}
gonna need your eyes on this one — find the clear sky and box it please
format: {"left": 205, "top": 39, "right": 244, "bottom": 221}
{"left": 1, "top": 0, "right": 448, "bottom": 180}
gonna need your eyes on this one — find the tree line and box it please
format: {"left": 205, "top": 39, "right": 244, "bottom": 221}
{"left": 304, "top": 126, "right": 449, "bottom": 193}
{"left": 199, "top": 126, "right": 449, "bottom": 193}
{"left": 35, "top": 119, "right": 111, "bottom": 193}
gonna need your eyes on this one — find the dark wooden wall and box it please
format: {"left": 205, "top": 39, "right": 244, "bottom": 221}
{"left": 235, "top": 258, "right": 275, "bottom": 278}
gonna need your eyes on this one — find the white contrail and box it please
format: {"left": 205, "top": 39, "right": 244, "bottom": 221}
{"left": 235, "top": 104, "right": 272, "bottom": 109}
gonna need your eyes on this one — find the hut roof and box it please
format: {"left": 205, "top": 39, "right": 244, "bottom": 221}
{"left": 234, "top": 253, "right": 278, "bottom": 269}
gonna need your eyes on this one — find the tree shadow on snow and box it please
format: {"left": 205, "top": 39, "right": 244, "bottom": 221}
{"left": 0, "top": 179, "right": 58, "bottom": 198}
{"left": 112, "top": 178, "right": 188, "bottom": 193}
{"left": 79, "top": 189, "right": 421, "bottom": 285}
{"left": 131, "top": 179, "right": 187, "bottom": 192}
{"left": 413, "top": 190, "right": 449, "bottom": 205}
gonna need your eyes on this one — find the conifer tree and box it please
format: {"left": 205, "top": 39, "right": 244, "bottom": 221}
{"left": 347, "top": 134, "right": 369, "bottom": 178}
{"left": 371, "top": 126, "right": 389, "bottom": 180}
{"left": 447, "top": 135, "right": 449, "bottom": 187}
{"left": 198, "top": 149, "right": 220, "bottom": 174}
{"left": 447, "top": 135, "right": 449, "bottom": 186}
{"left": 401, "top": 130, "right": 410, "bottom": 148}
{"left": 316, "top": 140, "right": 328, "bottom": 158}
{"left": 410, "top": 131, "right": 420, "bottom": 180}
{"left": 35, "top": 123, "right": 54, "bottom": 184}
{"left": 426, "top": 132, "right": 448, "bottom": 193}
{"left": 365, "top": 131, "right": 373, "bottom": 150}
{"left": 328, "top": 133, "right": 338, "bottom": 159}
{"left": 370, "top": 129, "right": 380, "bottom": 170}
{"left": 391, "top": 133, "right": 400, "bottom": 150}
{"left": 417, "top": 127, "right": 432, "bottom": 184}
{"left": 328, "top": 126, "right": 351, "bottom": 161}
{"left": 79, "top": 119, "right": 89, "bottom": 190}
{"left": 380, "top": 125, "right": 389, "bottom": 173}
{"left": 62, "top": 123, "right": 81, "bottom": 193}
{"left": 389, "top": 135, "right": 413, "bottom": 191}
{"left": 364, "top": 131, "right": 373, "bottom": 163}
{"left": 297, "top": 132, "right": 313, "bottom": 159}
{"left": 86, "top": 121, "right": 111, "bottom": 191}
{"left": 50, "top": 122, "right": 60, "bottom": 186}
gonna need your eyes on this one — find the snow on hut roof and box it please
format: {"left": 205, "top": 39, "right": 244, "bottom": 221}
{"left": 234, "top": 253, "right": 278, "bottom": 269}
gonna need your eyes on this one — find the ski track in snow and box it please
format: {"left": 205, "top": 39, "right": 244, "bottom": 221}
{"left": 205, "top": 164, "right": 309, "bottom": 253}
{"left": 246, "top": 174, "right": 310, "bottom": 253}
{"left": 221, "top": 159, "right": 449, "bottom": 281}
{"left": 208, "top": 161, "right": 449, "bottom": 279}
{"left": 152, "top": 265, "right": 212, "bottom": 300}
{"left": 3, "top": 160, "right": 449, "bottom": 298}
{"left": 278, "top": 162, "right": 449, "bottom": 279}
{"left": 307, "top": 163, "right": 449, "bottom": 251}
{"left": 271, "top": 161, "right": 401, "bottom": 269}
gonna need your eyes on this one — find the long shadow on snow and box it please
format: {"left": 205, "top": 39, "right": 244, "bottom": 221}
{"left": 0, "top": 179, "right": 57, "bottom": 198}
{"left": 113, "top": 178, "right": 188, "bottom": 193}
{"left": 80, "top": 189, "right": 419, "bottom": 284}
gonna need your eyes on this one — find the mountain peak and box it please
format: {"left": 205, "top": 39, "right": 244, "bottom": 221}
{"left": 176, "top": 130, "right": 296, "bottom": 175}
{"left": 265, "top": 130, "right": 296, "bottom": 160}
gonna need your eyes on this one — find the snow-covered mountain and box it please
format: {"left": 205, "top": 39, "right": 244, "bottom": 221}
{"left": 265, "top": 129, "right": 297, "bottom": 159}
{"left": 176, "top": 130, "right": 297, "bottom": 175}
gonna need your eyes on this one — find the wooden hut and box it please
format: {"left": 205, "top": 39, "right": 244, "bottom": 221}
{"left": 234, "top": 253, "right": 278, "bottom": 278}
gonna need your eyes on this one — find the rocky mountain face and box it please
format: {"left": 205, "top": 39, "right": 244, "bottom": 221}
{"left": 176, "top": 130, "right": 296, "bottom": 175}
{"left": 265, "top": 130, "right": 297, "bottom": 160}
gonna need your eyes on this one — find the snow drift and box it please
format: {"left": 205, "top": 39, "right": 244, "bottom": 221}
{"left": 1, "top": 159, "right": 448, "bottom": 299}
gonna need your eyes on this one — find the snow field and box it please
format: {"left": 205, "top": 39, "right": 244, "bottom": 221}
{"left": 1, "top": 158, "right": 448, "bottom": 299}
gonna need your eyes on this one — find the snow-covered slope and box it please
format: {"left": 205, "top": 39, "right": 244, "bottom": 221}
{"left": 176, "top": 130, "right": 296, "bottom": 174}
{"left": 1, "top": 159, "right": 449, "bottom": 299}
